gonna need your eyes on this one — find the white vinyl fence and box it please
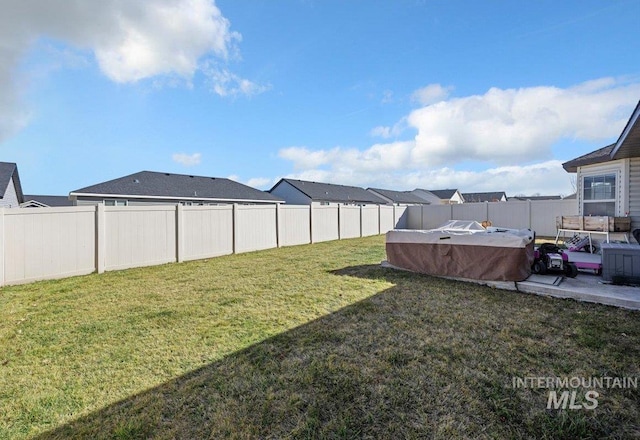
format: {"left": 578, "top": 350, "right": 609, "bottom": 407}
{"left": 0, "top": 203, "right": 409, "bottom": 286}
{"left": 407, "top": 200, "right": 577, "bottom": 236}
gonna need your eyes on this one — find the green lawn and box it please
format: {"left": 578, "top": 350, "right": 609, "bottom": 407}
{"left": 1, "top": 235, "right": 639, "bottom": 439}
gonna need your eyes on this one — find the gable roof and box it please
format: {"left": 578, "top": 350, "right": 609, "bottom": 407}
{"left": 563, "top": 100, "right": 640, "bottom": 172}
{"left": 367, "top": 188, "right": 431, "bottom": 204}
{"left": 70, "top": 171, "right": 282, "bottom": 203}
{"left": 23, "top": 195, "right": 74, "bottom": 207}
{"left": 0, "top": 162, "right": 24, "bottom": 203}
{"left": 425, "top": 189, "right": 459, "bottom": 200}
{"left": 272, "top": 178, "right": 387, "bottom": 204}
{"left": 461, "top": 192, "right": 507, "bottom": 203}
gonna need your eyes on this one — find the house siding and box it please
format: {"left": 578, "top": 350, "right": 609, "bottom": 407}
{"left": 629, "top": 158, "right": 640, "bottom": 236}
{"left": 1, "top": 177, "right": 20, "bottom": 208}
{"left": 269, "top": 181, "right": 313, "bottom": 205}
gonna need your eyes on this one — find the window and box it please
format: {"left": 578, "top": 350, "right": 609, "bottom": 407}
{"left": 104, "top": 199, "right": 128, "bottom": 206}
{"left": 582, "top": 173, "right": 616, "bottom": 216}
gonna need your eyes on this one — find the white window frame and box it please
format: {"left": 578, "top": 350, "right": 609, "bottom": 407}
{"left": 578, "top": 160, "right": 628, "bottom": 217}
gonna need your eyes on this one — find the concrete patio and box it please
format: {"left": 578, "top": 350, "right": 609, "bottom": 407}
{"left": 515, "top": 272, "right": 640, "bottom": 310}
{"left": 381, "top": 261, "right": 640, "bottom": 310}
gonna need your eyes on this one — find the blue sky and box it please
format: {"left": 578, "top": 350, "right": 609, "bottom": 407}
{"left": 1, "top": 0, "right": 640, "bottom": 197}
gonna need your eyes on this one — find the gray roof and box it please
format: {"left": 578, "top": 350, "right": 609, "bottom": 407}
{"left": 367, "top": 188, "right": 430, "bottom": 204}
{"left": 272, "top": 178, "right": 388, "bottom": 204}
{"left": 23, "top": 195, "right": 74, "bottom": 207}
{"left": 70, "top": 171, "right": 282, "bottom": 203}
{"left": 562, "top": 144, "right": 615, "bottom": 173}
{"left": 0, "top": 162, "right": 24, "bottom": 203}
{"left": 461, "top": 192, "right": 507, "bottom": 203}
{"left": 611, "top": 100, "right": 640, "bottom": 160}
{"left": 510, "top": 195, "right": 563, "bottom": 201}
{"left": 427, "top": 189, "right": 459, "bottom": 200}
{"left": 563, "top": 100, "right": 640, "bottom": 172}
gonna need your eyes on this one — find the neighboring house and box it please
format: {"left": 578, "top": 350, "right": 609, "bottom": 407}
{"left": 21, "top": 195, "right": 75, "bottom": 208}
{"left": 366, "top": 188, "right": 431, "bottom": 205}
{"left": 69, "top": 171, "right": 283, "bottom": 206}
{"left": 0, "top": 162, "right": 24, "bottom": 208}
{"left": 412, "top": 188, "right": 465, "bottom": 205}
{"left": 509, "top": 195, "right": 563, "bottom": 201}
{"left": 462, "top": 192, "right": 507, "bottom": 203}
{"left": 269, "top": 178, "right": 388, "bottom": 205}
{"left": 562, "top": 100, "right": 640, "bottom": 233}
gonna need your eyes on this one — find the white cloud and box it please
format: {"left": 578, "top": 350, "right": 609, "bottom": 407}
{"left": 370, "top": 126, "right": 392, "bottom": 138}
{"left": 172, "top": 152, "right": 202, "bottom": 166}
{"left": 408, "top": 78, "right": 640, "bottom": 166}
{"left": 278, "top": 77, "right": 640, "bottom": 195}
{"left": 411, "top": 83, "right": 453, "bottom": 105}
{"left": 0, "top": 0, "right": 254, "bottom": 142}
{"left": 245, "top": 177, "right": 273, "bottom": 189}
{"left": 203, "top": 65, "right": 271, "bottom": 97}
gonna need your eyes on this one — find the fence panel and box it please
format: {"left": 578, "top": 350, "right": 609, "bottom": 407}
{"left": 379, "top": 206, "right": 395, "bottom": 233}
{"left": 530, "top": 199, "right": 577, "bottom": 237}
{"left": 421, "top": 205, "right": 453, "bottom": 229}
{"left": 279, "top": 205, "right": 311, "bottom": 246}
{"left": 235, "top": 205, "right": 278, "bottom": 253}
{"left": 394, "top": 205, "right": 408, "bottom": 229}
{"left": 311, "top": 205, "right": 339, "bottom": 242}
{"left": 361, "top": 206, "right": 379, "bottom": 237}
{"left": 182, "top": 206, "right": 233, "bottom": 260}
{"left": 105, "top": 206, "right": 177, "bottom": 271}
{"left": 3, "top": 207, "right": 97, "bottom": 285}
{"left": 488, "top": 201, "right": 530, "bottom": 229}
{"left": 452, "top": 203, "right": 487, "bottom": 222}
{"left": 406, "top": 206, "right": 423, "bottom": 229}
{"left": 340, "top": 206, "right": 361, "bottom": 239}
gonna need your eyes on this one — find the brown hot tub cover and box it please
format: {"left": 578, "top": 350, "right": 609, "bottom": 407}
{"left": 386, "top": 227, "right": 534, "bottom": 282}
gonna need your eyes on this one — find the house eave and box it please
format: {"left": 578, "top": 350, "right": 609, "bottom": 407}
{"left": 611, "top": 100, "right": 640, "bottom": 160}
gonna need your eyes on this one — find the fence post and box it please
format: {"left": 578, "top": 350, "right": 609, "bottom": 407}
{"left": 276, "top": 203, "right": 281, "bottom": 248}
{"left": 0, "top": 208, "right": 4, "bottom": 287}
{"left": 176, "top": 204, "right": 184, "bottom": 262}
{"left": 485, "top": 201, "right": 489, "bottom": 223}
{"left": 96, "top": 204, "right": 106, "bottom": 274}
{"left": 338, "top": 204, "right": 342, "bottom": 240}
{"left": 309, "top": 205, "right": 315, "bottom": 244}
{"left": 232, "top": 203, "right": 238, "bottom": 254}
{"left": 378, "top": 205, "right": 382, "bottom": 235}
{"left": 527, "top": 200, "right": 532, "bottom": 230}
{"left": 360, "top": 205, "right": 364, "bottom": 237}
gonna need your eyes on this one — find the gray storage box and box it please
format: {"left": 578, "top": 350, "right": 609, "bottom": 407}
{"left": 601, "top": 243, "right": 640, "bottom": 283}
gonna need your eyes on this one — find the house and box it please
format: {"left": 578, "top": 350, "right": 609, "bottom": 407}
{"left": 366, "top": 188, "right": 431, "bottom": 205}
{"left": 0, "top": 162, "right": 24, "bottom": 208}
{"left": 21, "top": 195, "right": 75, "bottom": 208}
{"left": 69, "top": 171, "right": 283, "bottom": 206}
{"left": 462, "top": 192, "right": 507, "bottom": 203}
{"left": 412, "top": 188, "right": 465, "bottom": 205}
{"left": 562, "top": 100, "right": 640, "bottom": 234}
{"left": 269, "top": 178, "right": 388, "bottom": 205}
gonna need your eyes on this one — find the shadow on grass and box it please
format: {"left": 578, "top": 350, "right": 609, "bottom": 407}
{"left": 37, "top": 265, "right": 640, "bottom": 439}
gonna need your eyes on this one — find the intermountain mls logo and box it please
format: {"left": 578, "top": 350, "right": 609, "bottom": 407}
{"left": 512, "top": 376, "right": 638, "bottom": 410}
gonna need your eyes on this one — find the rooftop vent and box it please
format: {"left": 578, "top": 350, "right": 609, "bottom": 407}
{"left": 133, "top": 179, "right": 140, "bottom": 183}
